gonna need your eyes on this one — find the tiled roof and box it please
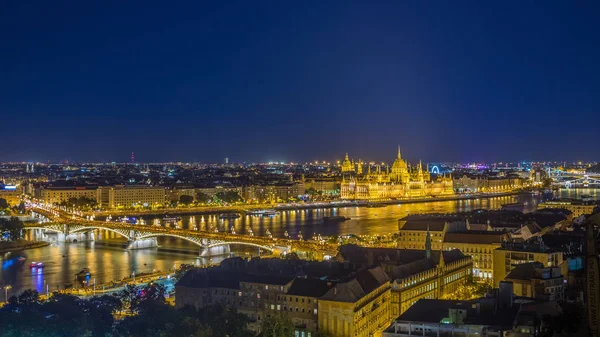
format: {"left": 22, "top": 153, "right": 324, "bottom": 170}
{"left": 444, "top": 231, "right": 505, "bottom": 244}
{"left": 505, "top": 262, "right": 544, "bottom": 281}
{"left": 395, "top": 299, "right": 519, "bottom": 328}
{"left": 320, "top": 267, "right": 390, "bottom": 303}
{"left": 286, "top": 278, "right": 333, "bottom": 297}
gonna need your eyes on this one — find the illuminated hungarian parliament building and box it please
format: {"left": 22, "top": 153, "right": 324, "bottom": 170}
{"left": 340, "top": 147, "right": 454, "bottom": 200}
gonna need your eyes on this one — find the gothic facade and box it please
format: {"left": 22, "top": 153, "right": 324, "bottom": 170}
{"left": 340, "top": 147, "right": 454, "bottom": 200}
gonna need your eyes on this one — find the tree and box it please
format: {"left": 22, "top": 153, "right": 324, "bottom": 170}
{"left": 196, "top": 192, "right": 212, "bottom": 204}
{"left": 179, "top": 195, "right": 194, "bottom": 205}
{"left": 0, "top": 217, "right": 24, "bottom": 241}
{"left": 260, "top": 312, "right": 295, "bottom": 337}
{"left": 283, "top": 252, "right": 300, "bottom": 260}
{"left": 215, "top": 191, "right": 243, "bottom": 204}
{"left": 542, "top": 177, "right": 553, "bottom": 189}
{"left": 0, "top": 198, "right": 9, "bottom": 209}
{"left": 116, "top": 284, "right": 139, "bottom": 314}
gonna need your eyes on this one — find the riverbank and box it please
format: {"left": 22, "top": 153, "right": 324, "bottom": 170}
{"left": 84, "top": 191, "right": 523, "bottom": 218}
{"left": 0, "top": 240, "right": 49, "bottom": 254}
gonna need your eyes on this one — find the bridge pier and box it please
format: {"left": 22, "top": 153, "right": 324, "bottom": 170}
{"left": 272, "top": 245, "right": 290, "bottom": 257}
{"left": 58, "top": 232, "right": 95, "bottom": 243}
{"left": 127, "top": 238, "right": 159, "bottom": 250}
{"left": 200, "top": 244, "right": 231, "bottom": 258}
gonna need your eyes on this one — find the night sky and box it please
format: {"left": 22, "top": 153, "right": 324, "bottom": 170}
{"left": 1, "top": 1, "right": 599, "bottom": 163}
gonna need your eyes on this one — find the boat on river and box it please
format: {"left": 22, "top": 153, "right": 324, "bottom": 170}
{"left": 247, "top": 209, "right": 279, "bottom": 217}
{"left": 29, "top": 262, "right": 43, "bottom": 268}
{"left": 323, "top": 216, "right": 350, "bottom": 223}
{"left": 75, "top": 268, "right": 92, "bottom": 280}
{"left": 219, "top": 213, "right": 241, "bottom": 219}
{"left": 163, "top": 214, "right": 182, "bottom": 223}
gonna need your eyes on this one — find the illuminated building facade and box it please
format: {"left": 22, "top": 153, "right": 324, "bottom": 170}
{"left": 175, "top": 258, "right": 393, "bottom": 337}
{"left": 335, "top": 244, "right": 473, "bottom": 319}
{"left": 40, "top": 186, "right": 99, "bottom": 205}
{"left": 538, "top": 199, "right": 596, "bottom": 217}
{"left": 0, "top": 185, "right": 21, "bottom": 206}
{"left": 318, "top": 267, "right": 392, "bottom": 337}
{"left": 453, "top": 174, "right": 525, "bottom": 193}
{"left": 397, "top": 215, "right": 507, "bottom": 280}
{"left": 97, "top": 185, "right": 166, "bottom": 208}
{"left": 340, "top": 147, "right": 453, "bottom": 200}
{"left": 492, "top": 244, "right": 565, "bottom": 288}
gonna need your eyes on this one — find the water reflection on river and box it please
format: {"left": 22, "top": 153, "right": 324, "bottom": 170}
{"left": 0, "top": 189, "right": 596, "bottom": 295}
{"left": 141, "top": 194, "right": 540, "bottom": 239}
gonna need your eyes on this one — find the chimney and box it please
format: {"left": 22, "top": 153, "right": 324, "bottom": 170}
{"left": 498, "top": 281, "right": 513, "bottom": 309}
{"left": 368, "top": 251, "right": 375, "bottom": 266}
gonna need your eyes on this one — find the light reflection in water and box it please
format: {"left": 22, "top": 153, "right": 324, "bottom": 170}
{"left": 1, "top": 189, "right": 592, "bottom": 295}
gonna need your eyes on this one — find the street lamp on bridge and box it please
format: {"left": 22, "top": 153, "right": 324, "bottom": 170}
{"left": 4, "top": 285, "right": 12, "bottom": 303}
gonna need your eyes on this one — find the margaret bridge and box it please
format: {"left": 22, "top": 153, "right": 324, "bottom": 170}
{"left": 547, "top": 169, "right": 600, "bottom": 188}
{"left": 24, "top": 208, "right": 313, "bottom": 257}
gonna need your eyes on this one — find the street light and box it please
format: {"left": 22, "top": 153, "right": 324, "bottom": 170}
{"left": 4, "top": 285, "right": 12, "bottom": 303}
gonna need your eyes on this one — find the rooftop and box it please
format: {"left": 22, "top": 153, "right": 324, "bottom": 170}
{"left": 392, "top": 299, "right": 519, "bottom": 328}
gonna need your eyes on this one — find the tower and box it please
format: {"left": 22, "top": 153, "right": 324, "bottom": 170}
{"left": 131, "top": 152, "right": 135, "bottom": 164}
{"left": 391, "top": 146, "right": 409, "bottom": 183}
{"left": 425, "top": 225, "right": 432, "bottom": 259}
{"left": 341, "top": 153, "right": 355, "bottom": 173}
{"left": 357, "top": 159, "right": 363, "bottom": 175}
{"left": 587, "top": 221, "right": 600, "bottom": 336}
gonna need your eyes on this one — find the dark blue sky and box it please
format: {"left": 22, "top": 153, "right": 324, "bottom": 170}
{"left": 1, "top": 1, "right": 599, "bottom": 163}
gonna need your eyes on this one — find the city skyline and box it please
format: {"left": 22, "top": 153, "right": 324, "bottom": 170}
{"left": 2, "top": 2, "right": 600, "bottom": 162}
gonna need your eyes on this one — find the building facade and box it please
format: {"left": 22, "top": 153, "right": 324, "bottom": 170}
{"left": 176, "top": 258, "right": 393, "bottom": 337}
{"left": 318, "top": 267, "right": 392, "bottom": 337}
{"left": 397, "top": 215, "right": 505, "bottom": 280}
{"left": 335, "top": 244, "right": 473, "bottom": 319}
{"left": 453, "top": 175, "right": 525, "bottom": 193}
{"left": 242, "top": 183, "right": 305, "bottom": 203}
{"left": 340, "top": 148, "right": 453, "bottom": 200}
{"left": 504, "top": 262, "right": 565, "bottom": 301}
{"left": 492, "top": 244, "right": 565, "bottom": 288}
{"left": 537, "top": 199, "right": 597, "bottom": 217}
{"left": 0, "top": 185, "right": 21, "bottom": 206}
{"left": 97, "top": 185, "right": 166, "bottom": 208}
{"left": 40, "top": 186, "right": 99, "bottom": 205}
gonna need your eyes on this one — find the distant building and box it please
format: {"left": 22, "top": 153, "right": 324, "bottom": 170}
{"left": 97, "top": 185, "right": 165, "bottom": 209}
{"left": 453, "top": 174, "right": 525, "bottom": 193}
{"left": 0, "top": 185, "right": 21, "bottom": 206}
{"left": 303, "top": 179, "right": 340, "bottom": 197}
{"left": 538, "top": 199, "right": 597, "bottom": 217}
{"left": 40, "top": 186, "right": 99, "bottom": 205}
{"left": 242, "top": 183, "right": 305, "bottom": 203}
{"left": 340, "top": 148, "right": 454, "bottom": 200}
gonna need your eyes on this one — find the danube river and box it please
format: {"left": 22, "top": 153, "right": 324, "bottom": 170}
{"left": 1, "top": 189, "right": 597, "bottom": 295}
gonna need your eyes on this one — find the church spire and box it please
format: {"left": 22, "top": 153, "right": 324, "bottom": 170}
{"left": 345, "top": 153, "right": 349, "bottom": 161}
{"left": 397, "top": 145, "right": 402, "bottom": 159}
{"left": 425, "top": 225, "right": 432, "bottom": 259}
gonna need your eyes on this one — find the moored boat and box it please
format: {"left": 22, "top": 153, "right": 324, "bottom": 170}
{"left": 323, "top": 216, "right": 350, "bottom": 223}
{"left": 219, "top": 213, "right": 241, "bottom": 219}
